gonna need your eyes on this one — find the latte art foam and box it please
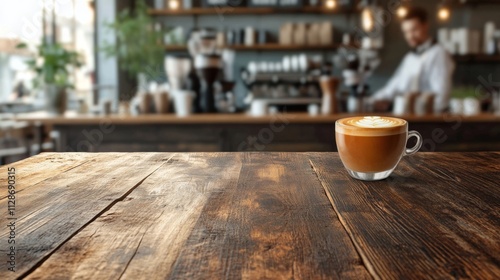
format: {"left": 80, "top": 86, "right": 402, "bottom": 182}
{"left": 336, "top": 116, "right": 407, "bottom": 136}
{"left": 350, "top": 116, "right": 402, "bottom": 128}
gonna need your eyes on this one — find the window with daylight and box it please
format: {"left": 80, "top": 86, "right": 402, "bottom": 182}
{"left": 0, "top": 0, "right": 95, "bottom": 109}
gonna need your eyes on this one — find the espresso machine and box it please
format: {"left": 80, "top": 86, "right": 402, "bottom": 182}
{"left": 334, "top": 47, "right": 381, "bottom": 113}
{"left": 240, "top": 54, "right": 325, "bottom": 116}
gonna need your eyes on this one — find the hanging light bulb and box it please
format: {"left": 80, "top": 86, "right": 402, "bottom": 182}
{"left": 396, "top": 6, "right": 408, "bottom": 18}
{"left": 325, "top": 0, "right": 337, "bottom": 9}
{"left": 437, "top": 1, "right": 451, "bottom": 21}
{"left": 169, "top": 0, "right": 180, "bottom": 10}
{"left": 396, "top": 0, "right": 411, "bottom": 19}
{"left": 438, "top": 6, "right": 450, "bottom": 21}
{"left": 361, "top": 7, "right": 375, "bottom": 32}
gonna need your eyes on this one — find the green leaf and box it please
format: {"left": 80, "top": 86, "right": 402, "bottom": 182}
{"left": 99, "top": 0, "right": 164, "bottom": 78}
{"left": 18, "top": 40, "right": 82, "bottom": 89}
{"left": 16, "top": 42, "right": 28, "bottom": 49}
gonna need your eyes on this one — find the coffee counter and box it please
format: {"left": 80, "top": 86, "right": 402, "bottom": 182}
{"left": 15, "top": 112, "right": 500, "bottom": 152}
{"left": 15, "top": 111, "right": 500, "bottom": 124}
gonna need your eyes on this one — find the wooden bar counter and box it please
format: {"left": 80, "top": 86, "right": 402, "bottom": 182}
{"left": 0, "top": 152, "right": 499, "bottom": 279}
{"left": 15, "top": 112, "right": 500, "bottom": 152}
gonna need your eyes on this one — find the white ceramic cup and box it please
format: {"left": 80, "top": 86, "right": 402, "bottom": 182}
{"left": 449, "top": 98, "right": 464, "bottom": 115}
{"left": 463, "top": 98, "right": 481, "bottom": 116}
{"left": 250, "top": 100, "right": 268, "bottom": 116}
{"left": 173, "top": 90, "right": 194, "bottom": 117}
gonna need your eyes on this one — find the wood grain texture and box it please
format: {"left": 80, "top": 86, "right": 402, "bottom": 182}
{"left": 23, "top": 153, "right": 370, "bottom": 280}
{"left": 0, "top": 153, "right": 170, "bottom": 279}
{"left": 168, "top": 153, "right": 371, "bottom": 280}
{"left": 25, "top": 153, "right": 243, "bottom": 280}
{"left": 1, "top": 152, "right": 499, "bottom": 279}
{"left": 308, "top": 152, "right": 500, "bottom": 279}
{"left": 0, "top": 153, "right": 94, "bottom": 197}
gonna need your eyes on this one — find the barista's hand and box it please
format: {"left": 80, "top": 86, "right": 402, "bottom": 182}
{"left": 373, "top": 100, "right": 392, "bottom": 112}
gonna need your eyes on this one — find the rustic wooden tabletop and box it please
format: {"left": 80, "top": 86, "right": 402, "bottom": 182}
{"left": 0, "top": 152, "right": 499, "bottom": 279}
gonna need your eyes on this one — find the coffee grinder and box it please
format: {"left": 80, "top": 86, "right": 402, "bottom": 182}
{"left": 164, "top": 55, "right": 191, "bottom": 91}
{"left": 194, "top": 54, "right": 222, "bottom": 113}
{"left": 188, "top": 29, "right": 223, "bottom": 113}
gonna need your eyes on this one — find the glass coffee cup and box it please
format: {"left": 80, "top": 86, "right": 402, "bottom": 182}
{"left": 335, "top": 116, "right": 423, "bottom": 181}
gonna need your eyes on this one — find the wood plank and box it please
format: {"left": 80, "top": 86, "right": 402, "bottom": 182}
{"left": 0, "top": 153, "right": 95, "bottom": 198}
{"left": 0, "top": 153, "right": 170, "bottom": 279}
{"left": 168, "top": 153, "right": 371, "bottom": 279}
{"left": 24, "top": 153, "right": 243, "bottom": 279}
{"left": 308, "top": 152, "right": 500, "bottom": 279}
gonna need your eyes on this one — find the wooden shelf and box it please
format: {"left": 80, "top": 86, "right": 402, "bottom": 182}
{"left": 164, "top": 45, "right": 189, "bottom": 51}
{"left": 454, "top": 54, "right": 500, "bottom": 63}
{"left": 460, "top": 0, "right": 500, "bottom": 6}
{"left": 231, "top": 44, "right": 339, "bottom": 51}
{"left": 164, "top": 43, "right": 339, "bottom": 52}
{"left": 149, "top": 7, "right": 356, "bottom": 16}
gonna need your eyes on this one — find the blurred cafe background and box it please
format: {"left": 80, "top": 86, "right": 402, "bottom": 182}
{"left": 1, "top": 0, "right": 499, "bottom": 164}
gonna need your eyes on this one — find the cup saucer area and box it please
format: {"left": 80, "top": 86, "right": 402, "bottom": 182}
{"left": 346, "top": 168, "right": 395, "bottom": 181}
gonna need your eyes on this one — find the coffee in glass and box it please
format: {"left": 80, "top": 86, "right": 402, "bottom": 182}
{"left": 335, "top": 116, "right": 422, "bottom": 181}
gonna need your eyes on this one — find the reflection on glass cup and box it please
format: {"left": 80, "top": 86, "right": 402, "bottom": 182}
{"left": 335, "top": 116, "right": 423, "bottom": 181}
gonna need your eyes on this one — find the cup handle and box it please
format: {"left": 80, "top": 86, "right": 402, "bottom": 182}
{"left": 404, "top": 130, "right": 423, "bottom": 156}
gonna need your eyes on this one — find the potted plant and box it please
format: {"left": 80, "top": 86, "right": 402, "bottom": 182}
{"left": 101, "top": 0, "right": 164, "bottom": 99}
{"left": 17, "top": 42, "right": 82, "bottom": 115}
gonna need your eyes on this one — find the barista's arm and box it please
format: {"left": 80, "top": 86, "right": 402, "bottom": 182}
{"left": 428, "top": 49, "right": 455, "bottom": 113}
{"left": 372, "top": 55, "right": 409, "bottom": 101}
{"left": 371, "top": 55, "right": 410, "bottom": 112}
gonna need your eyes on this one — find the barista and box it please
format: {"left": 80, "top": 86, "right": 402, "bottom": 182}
{"left": 372, "top": 7, "right": 455, "bottom": 113}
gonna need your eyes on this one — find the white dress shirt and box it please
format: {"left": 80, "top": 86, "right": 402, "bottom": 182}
{"left": 373, "top": 39, "right": 455, "bottom": 113}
